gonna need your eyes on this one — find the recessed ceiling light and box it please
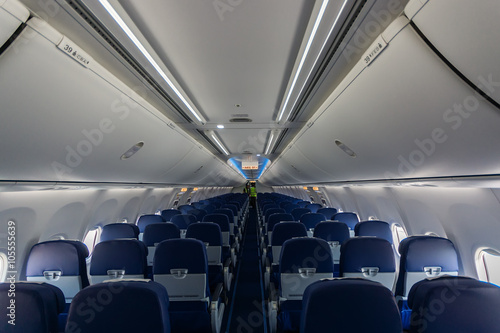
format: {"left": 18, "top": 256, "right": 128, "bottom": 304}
{"left": 256, "top": 154, "right": 261, "bottom": 157}
{"left": 217, "top": 124, "right": 225, "bottom": 129}
{"left": 120, "top": 142, "right": 144, "bottom": 160}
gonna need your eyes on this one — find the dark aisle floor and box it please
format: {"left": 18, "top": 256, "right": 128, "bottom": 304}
{"left": 224, "top": 207, "right": 267, "bottom": 333}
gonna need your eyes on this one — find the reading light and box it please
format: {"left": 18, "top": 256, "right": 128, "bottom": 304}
{"left": 217, "top": 124, "right": 225, "bottom": 129}
{"left": 207, "top": 130, "right": 230, "bottom": 155}
{"left": 277, "top": 0, "right": 349, "bottom": 123}
{"left": 99, "top": 0, "right": 206, "bottom": 124}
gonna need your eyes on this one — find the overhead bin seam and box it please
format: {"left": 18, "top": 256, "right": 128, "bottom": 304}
{"left": 410, "top": 21, "right": 500, "bottom": 112}
{"left": 265, "top": 16, "right": 410, "bottom": 176}
{"left": 18, "top": 16, "right": 241, "bottom": 183}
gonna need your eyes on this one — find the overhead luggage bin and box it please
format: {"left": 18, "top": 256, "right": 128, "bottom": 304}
{"left": 261, "top": 15, "right": 500, "bottom": 186}
{"left": 405, "top": 0, "right": 500, "bottom": 106}
{"left": 0, "top": 0, "right": 30, "bottom": 48}
{"left": 0, "top": 16, "right": 242, "bottom": 185}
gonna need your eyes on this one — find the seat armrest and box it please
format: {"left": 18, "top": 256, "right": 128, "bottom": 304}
{"left": 268, "top": 282, "right": 278, "bottom": 333}
{"left": 211, "top": 283, "right": 225, "bottom": 333}
{"left": 264, "top": 257, "right": 271, "bottom": 292}
{"left": 223, "top": 258, "right": 233, "bottom": 292}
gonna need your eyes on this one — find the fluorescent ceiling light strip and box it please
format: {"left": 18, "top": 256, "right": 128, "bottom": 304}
{"left": 99, "top": 0, "right": 203, "bottom": 123}
{"left": 211, "top": 133, "right": 230, "bottom": 155}
{"left": 264, "top": 131, "right": 275, "bottom": 155}
{"left": 287, "top": 0, "right": 349, "bottom": 116}
{"left": 277, "top": 0, "right": 330, "bottom": 122}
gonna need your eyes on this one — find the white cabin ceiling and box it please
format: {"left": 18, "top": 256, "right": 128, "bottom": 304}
{"left": 117, "top": 0, "right": 314, "bottom": 126}
{"left": 5, "top": 0, "right": 419, "bottom": 185}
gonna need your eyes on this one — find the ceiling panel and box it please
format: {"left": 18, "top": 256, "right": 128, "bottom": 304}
{"left": 216, "top": 128, "right": 269, "bottom": 155}
{"left": 118, "top": 0, "right": 314, "bottom": 125}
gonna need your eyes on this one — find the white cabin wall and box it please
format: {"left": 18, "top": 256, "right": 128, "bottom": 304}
{"left": 0, "top": 185, "right": 180, "bottom": 280}
{"left": 318, "top": 185, "right": 500, "bottom": 278}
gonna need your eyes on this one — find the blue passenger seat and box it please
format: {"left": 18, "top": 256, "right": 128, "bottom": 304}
{"left": 317, "top": 207, "right": 338, "bottom": 220}
{"left": 137, "top": 214, "right": 165, "bottom": 240}
{"left": 90, "top": 239, "right": 147, "bottom": 284}
{"left": 186, "top": 222, "right": 232, "bottom": 291}
{"left": 340, "top": 237, "right": 396, "bottom": 290}
{"left": 332, "top": 212, "right": 359, "bottom": 236}
{"left": 26, "top": 240, "right": 90, "bottom": 303}
{"left": 160, "top": 208, "right": 181, "bottom": 221}
{"left": 153, "top": 238, "right": 224, "bottom": 333}
{"left": 100, "top": 223, "right": 139, "bottom": 241}
{"left": 408, "top": 276, "right": 500, "bottom": 333}
{"left": 313, "top": 221, "right": 350, "bottom": 276}
{"left": 395, "top": 235, "right": 459, "bottom": 329}
{"left": 355, "top": 220, "right": 393, "bottom": 244}
{"left": 66, "top": 280, "right": 170, "bottom": 333}
{"left": 143, "top": 222, "right": 181, "bottom": 266}
{"left": 0, "top": 282, "right": 65, "bottom": 333}
{"left": 268, "top": 237, "right": 334, "bottom": 332}
{"left": 299, "top": 212, "right": 327, "bottom": 236}
{"left": 300, "top": 278, "right": 402, "bottom": 333}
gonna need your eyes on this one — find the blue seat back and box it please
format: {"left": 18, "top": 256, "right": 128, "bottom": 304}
{"left": 170, "top": 214, "right": 197, "bottom": 230}
{"left": 160, "top": 209, "right": 181, "bottom": 221}
{"left": 291, "top": 208, "right": 311, "bottom": 221}
{"left": 300, "top": 212, "right": 327, "bottom": 232}
{"left": 301, "top": 279, "right": 402, "bottom": 333}
{"left": 178, "top": 204, "right": 195, "bottom": 214}
{"left": 340, "top": 237, "right": 396, "bottom": 290}
{"left": 396, "top": 236, "right": 459, "bottom": 298}
{"left": 408, "top": 276, "right": 500, "bottom": 333}
{"left": 270, "top": 222, "right": 308, "bottom": 264}
{"left": 355, "top": 220, "right": 393, "bottom": 244}
{"left": 66, "top": 280, "right": 170, "bottom": 333}
{"left": 143, "top": 223, "right": 181, "bottom": 266}
{"left": 90, "top": 239, "right": 147, "bottom": 284}
{"left": 143, "top": 223, "right": 181, "bottom": 246}
{"left": 100, "top": 223, "right": 140, "bottom": 242}
{"left": 137, "top": 214, "right": 165, "bottom": 235}
{"left": 26, "top": 240, "right": 90, "bottom": 302}
{"left": 188, "top": 208, "right": 207, "bottom": 222}
{"left": 186, "top": 222, "right": 223, "bottom": 266}
{"left": 317, "top": 207, "right": 338, "bottom": 220}
{"left": 332, "top": 212, "right": 359, "bottom": 230}
{"left": 284, "top": 204, "right": 299, "bottom": 214}
{"left": 305, "top": 203, "right": 322, "bottom": 213}
{"left": 279, "top": 238, "right": 334, "bottom": 300}
{"left": 313, "top": 221, "right": 350, "bottom": 266}
{"left": 153, "top": 238, "right": 209, "bottom": 301}
{"left": 0, "top": 282, "right": 65, "bottom": 333}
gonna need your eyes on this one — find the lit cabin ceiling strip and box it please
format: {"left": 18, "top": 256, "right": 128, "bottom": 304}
{"left": 207, "top": 130, "right": 230, "bottom": 156}
{"left": 99, "top": 0, "right": 206, "bottom": 124}
{"left": 277, "top": 0, "right": 349, "bottom": 123}
{"left": 264, "top": 129, "right": 282, "bottom": 155}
